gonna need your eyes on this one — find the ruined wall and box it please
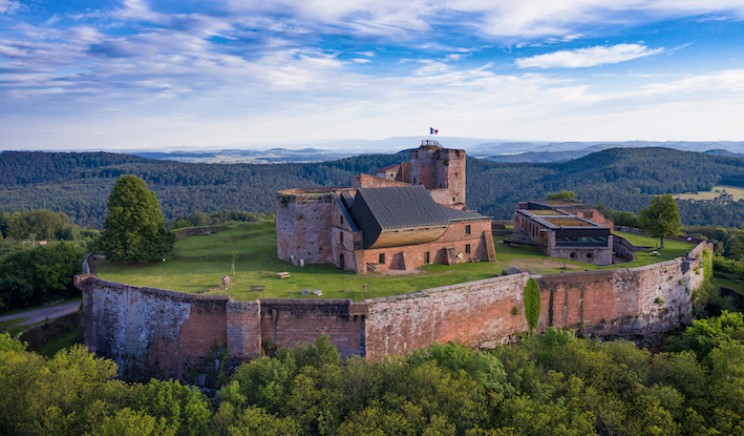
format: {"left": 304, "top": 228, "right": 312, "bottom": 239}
{"left": 80, "top": 275, "right": 367, "bottom": 378}
{"left": 260, "top": 299, "right": 367, "bottom": 358}
{"left": 80, "top": 243, "right": 710, "bottom": 379}
{"left": 78, "top": 276, "right": 229, "bottom": 381}
{"left": 355, "top": 173, "right": 410, "bottom": 188}
{"left": 276, "top": 189, "right": 335, "bottom": 265}
{"left": 364, "top": 242, "right": 710, "bottom": 358}
{"left": 536, "top": 242, "right": 709, "bottom": 337}
{"left": 408, "top": 147, "right": 466, "bottom": 208}
{"left": 364, "top": 274, "right": 530, "bottom": 359}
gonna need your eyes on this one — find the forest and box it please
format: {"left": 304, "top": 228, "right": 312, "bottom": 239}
{"left": 1, "top": 147, "right": 744, "bottom": 228}
{"left": 1, "top": 311, "right": 742, "bottom": 435}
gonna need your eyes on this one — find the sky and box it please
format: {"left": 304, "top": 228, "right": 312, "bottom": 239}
{"left": 2, "top": 1, "right": 744, "bottom": 150}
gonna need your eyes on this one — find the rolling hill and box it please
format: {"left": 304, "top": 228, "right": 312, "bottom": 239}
{"left": 1, "top": 147, "right": 743, "bottom": 228}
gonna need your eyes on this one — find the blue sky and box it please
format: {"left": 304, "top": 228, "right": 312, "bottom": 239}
{"left": 1, "top": 0, "right": 744, "bottom": 150}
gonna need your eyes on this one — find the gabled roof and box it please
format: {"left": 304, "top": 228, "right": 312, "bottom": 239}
{"left": 377, "top": 164, "right": 401, "bottom": 172}
{"left": 351, "top": 185, "right": 449, "bottom": 230}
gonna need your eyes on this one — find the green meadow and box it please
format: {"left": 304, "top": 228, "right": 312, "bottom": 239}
{"left": 96, "top": 220, "right": 696, "bottom": 301}
{"left": 674, "top": 185, "right": 744, "bottom": 201}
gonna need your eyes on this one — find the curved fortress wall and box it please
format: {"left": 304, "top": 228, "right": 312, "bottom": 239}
{"left": 79, "top": 242, "right": 710, "bottom": 380}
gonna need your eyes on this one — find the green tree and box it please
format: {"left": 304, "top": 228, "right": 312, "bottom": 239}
{"left": 524, "top": 278, "right": 541, "bottom": 332}
{"left": 639, "top": 194, "right": 681, "bottom": 248}
{"left": 545, "top": 190, "right": 577, "bottom": 201}
{"left": 100, "top": 175, "right": 174, "bottom": 263}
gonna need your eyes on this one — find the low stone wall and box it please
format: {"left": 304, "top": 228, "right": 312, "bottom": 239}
{"left": 78, "top": 242, "right": 711, "bottom": 380}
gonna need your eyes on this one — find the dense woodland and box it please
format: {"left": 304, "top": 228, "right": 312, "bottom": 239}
{"left": 2, "top": 147, "right": 744, "bottom": 228}
{"left": 1, "top": 312, "right": 743, "bottom": 435}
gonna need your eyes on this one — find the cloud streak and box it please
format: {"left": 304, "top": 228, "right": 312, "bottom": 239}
{"left": 516, "top": 43, "right": 664, "bottom": 68}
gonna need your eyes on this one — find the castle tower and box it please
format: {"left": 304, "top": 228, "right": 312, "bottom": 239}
{"left": 408, "top": 140, "right": 466, "bottom": 209}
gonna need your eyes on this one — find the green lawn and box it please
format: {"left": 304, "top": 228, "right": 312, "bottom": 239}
{"left": 605, "top": 231, "right": 695, "bottom": 269}
{"left": 96, "top": 220, "right": 697, "bottom": 301}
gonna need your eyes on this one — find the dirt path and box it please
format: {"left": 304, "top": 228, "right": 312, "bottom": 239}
{"left": 0, "top": 300, "right": 81, "bottom": 326}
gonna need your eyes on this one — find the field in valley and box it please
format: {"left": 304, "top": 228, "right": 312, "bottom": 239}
{"left": 673, "top": 185, "right": 744, "bottom": 201}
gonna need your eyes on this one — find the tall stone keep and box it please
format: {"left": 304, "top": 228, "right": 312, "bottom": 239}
{"left": 408, "top": 140, "right": 466, "bottom": 209}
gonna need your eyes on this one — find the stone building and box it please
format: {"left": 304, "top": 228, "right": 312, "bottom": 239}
{"left": 276, "top": 141, "right": 495, "bottom": 273}
{"left": 513, "top": 200, "right": 614, "bottom": 265}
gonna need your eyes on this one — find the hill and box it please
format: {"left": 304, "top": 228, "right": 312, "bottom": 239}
{"left": 1, "top": 147, "right": 743, "bottom": 227}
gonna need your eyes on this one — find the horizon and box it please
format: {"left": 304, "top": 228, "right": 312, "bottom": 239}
{"left": 2, "top": 2, "right": 744, "bottom": 150}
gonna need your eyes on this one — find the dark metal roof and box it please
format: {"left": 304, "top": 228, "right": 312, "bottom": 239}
{"left": 440, "top": 207, "right": 489, "bottom": 222}
{"left": 351, "top": 186, "right": 449, "bottom": 230}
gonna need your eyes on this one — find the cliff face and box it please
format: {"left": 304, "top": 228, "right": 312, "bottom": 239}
{"left": 78, "top": 242, "right": 711, "bottom": 382}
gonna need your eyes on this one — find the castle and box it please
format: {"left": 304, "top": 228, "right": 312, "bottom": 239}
{"left": 76, "top": 140, "right": 711, "bottom": 382}
{"left": 275, "top": 140, "right": 495, "bottom": 273}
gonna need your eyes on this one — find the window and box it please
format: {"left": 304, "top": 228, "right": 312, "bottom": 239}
{"left": 340, "top": 232, "right": 344, "bottom": 243}
{"left": 379, "top": 253, "right": 385, "bottom": 264}
{"left": 465, "top": 244, "right": 471, "bottom": 254}
{"left": 425, "top": 251, "right": 430, "bottom": 264}
{"left": 340, "top": 216, "right": 343, "bottom": 225}
{"left": 465, "top": 225, "right": 471, "bottom": 235}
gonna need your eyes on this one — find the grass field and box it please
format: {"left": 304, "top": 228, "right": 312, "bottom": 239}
{"left": 673, "top": 185, "right": 744, "bottom": 201}
{"left": 96, "top": 220, "right": 696, "bottom": 301}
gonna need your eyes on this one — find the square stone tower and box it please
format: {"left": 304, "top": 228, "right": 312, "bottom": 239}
{"left": 408, "top": 140, "right": 466, "bottom": 209}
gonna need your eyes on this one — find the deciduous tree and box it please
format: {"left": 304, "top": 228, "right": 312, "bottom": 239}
{"left": 639, "top": 194, "right": 681, "bottom": 248}
{"left": 100, "top": 175, "right": 174, "bottom": 263}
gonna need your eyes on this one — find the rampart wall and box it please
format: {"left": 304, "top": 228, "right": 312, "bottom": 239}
{"left": 78, "top": 242, "right": 711, "bottom": 382}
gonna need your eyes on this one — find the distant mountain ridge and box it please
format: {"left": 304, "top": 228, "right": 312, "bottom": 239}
{"left": 1, "top": 147, "right": 743, "bottom": 228}
{"left": 116, "top": 139, "right": 744, "bottom": 165}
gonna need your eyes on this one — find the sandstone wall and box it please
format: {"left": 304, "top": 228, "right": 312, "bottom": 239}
{"left": 358, "top": 220, "right": 494, "bottom": 273}
{"left": 259, "top": 299, "right": 367, "bottom": 358}
{"left": 275, "top": 190, "right": 335, "bottom": 265}
{"left": 78, "top": 276, "right": 229, "bottom": 381}
{"left": 364, "top": 274, "right": 530, "bottom": 359}
{"left": 80, "top": 243, "right": 711, "bottom": 380}
{"left": 535, "top": 243, "right": 708, "bottom": 337}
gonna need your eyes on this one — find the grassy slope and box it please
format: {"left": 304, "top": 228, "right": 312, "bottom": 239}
{"left": 96, "top": 221, "right": 696, "bottom": 301}
{"left": 674, "top": 185, "right": 744, "bottom": 201}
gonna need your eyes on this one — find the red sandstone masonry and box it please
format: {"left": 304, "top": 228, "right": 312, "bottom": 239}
{"left": 226, "top": 301, "right": 262, "bottom": 360}
{"left": 78, "top": 277, "right": 229, "bottom": 380}
{"left": 363, "top": 274, "right": 530, "bottom": 359}
{"left": 259, "top": 299, "right": 367, "bottom": 358}
{"left": 79, "top": 242, "right": 711, "bottom": 379}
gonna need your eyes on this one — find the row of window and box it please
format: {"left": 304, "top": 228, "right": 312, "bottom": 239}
{"left": 377, "top": 244, "right": 471, "bottom": 265}
{"left": 339, "top": 225, "right": 472, "bottom": 245}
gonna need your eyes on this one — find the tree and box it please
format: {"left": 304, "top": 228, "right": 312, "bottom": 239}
{"left": 100, "top": 175, "right": 174, "bottom": 263}
{"left": 639, "top": 194, "right": 681, "bottom": 248}
{"left": 523, "top": 278, "right": 541, "bottom": 333}
{"left": 545, "top": 190, "right": 577, "bottom": 201}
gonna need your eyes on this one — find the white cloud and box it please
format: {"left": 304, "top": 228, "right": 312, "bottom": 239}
{"left": 0, "top": 0, "right": 20, "bottom": 14}
{"left": 516, "top": 44, "right": 664, "bottom": 68}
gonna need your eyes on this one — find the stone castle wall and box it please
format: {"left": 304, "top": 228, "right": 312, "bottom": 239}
{"left": 275, "top": 190, "right": 335, "bottom": 265}
{"left": 78, "top": 242, "right": 710, "bottom": 380}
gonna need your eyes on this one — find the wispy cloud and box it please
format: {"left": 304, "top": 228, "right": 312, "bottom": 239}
{"left": 0, "top": 0, "right": 20, "bottom": 14}
{"left": 2, "top": 1, "right": 744, "bottom": 148}
{"left": 516, "top": 43, "right": 664, "bottom": 69}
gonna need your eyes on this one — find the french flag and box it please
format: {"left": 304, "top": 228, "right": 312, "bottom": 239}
{"left": 429, "top": 127, "right": 439, "bottom": 135}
